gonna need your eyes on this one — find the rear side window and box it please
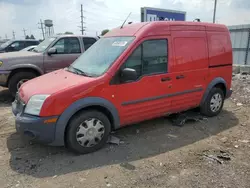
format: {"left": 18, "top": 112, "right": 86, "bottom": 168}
{"left": 173, "top": 37, "right": 208, "bottom": 71}
{"left": 25, "top": 41, "right": 37, "bottom": 47}
{"left": 30, "top": 41, "right": 39, "bottom": 45}
{"left": 124, "top": 39, "right": 168, "bottom": 79}
{"left": 82, "top": 38, "right": 97, "bottom": 51}
{"left": 207, "top": 32, "right": 231, "bottom": 66}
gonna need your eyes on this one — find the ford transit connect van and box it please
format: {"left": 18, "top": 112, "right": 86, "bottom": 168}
{"left": 12, "top": 21, "right": 233, "bottom": 154}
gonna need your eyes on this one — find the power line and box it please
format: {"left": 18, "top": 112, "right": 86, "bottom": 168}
{"left": 38, "top": 19, "right": 45, "bottom": 40}
{"left": 213, "top": 0, "right": 217, "bottom": 23}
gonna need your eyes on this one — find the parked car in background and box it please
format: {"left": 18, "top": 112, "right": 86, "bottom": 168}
{"left": 12, "top": 21, "right": 233, "bottom": 154}
{"left": 21, "top": 45, "right": 37, "bottom": 52}
{"left": 0, "top": 35, "right": 98, "bottom": 96}
{"left": 0, "top": 39, "right": 39, "bottom": 53}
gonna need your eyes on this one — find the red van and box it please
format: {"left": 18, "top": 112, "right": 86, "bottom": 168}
{"left": 12, "top": 21, "right": 233, "bottom": 154}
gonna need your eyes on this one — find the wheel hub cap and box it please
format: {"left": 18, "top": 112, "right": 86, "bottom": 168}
{"left": 76, "top": 118, "right": 105, "bottom": 148}
{"left": 210, "top": 93, "right": 222, "bottom": 112}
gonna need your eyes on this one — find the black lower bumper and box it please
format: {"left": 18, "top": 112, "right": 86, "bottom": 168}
{"left": 12, "top": 100, "right": 58, "bottom": 144}
{"left": 15, "top": 113, "right": 58, "bottom": 144}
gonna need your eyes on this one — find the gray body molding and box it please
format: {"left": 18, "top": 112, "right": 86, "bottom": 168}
{"left": 50, "top": 97, "right": 120, "bottom": 146}
{"left": 200, "top": 77, "right": 227, "bottom": 105}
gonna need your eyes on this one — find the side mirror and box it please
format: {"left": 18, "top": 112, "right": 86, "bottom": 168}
{"left": 48, "top": 47, "right": 57, "bottom": 55}
{"left": 121, "top": 68, "right": 137, "bottom": 83}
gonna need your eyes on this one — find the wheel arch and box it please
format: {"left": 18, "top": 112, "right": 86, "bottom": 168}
{"left": 200, "top": 77, "right": 227, "bottom": 106}
{"left": 7, "top": 67, "right": 42, "bottom": 85}
{"left": 51, "top": 97, "right": 120, "bottom": 146}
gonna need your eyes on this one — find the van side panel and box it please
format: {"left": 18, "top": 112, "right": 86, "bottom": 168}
{"left": 207, "top": 31, "right": 233, "bottom": 67}
{"left": 206, "top": 31, "right": 232, "bottom": 93}
{"left": 170, "top": 30, "right": 209, "bottom": 112}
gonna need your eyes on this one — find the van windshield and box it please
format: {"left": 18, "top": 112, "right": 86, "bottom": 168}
{"left": 33, "top": 37, "right": 57, "bottom": 53}
{"left": 70, "top": 36, "right": 135, "bottom": 77}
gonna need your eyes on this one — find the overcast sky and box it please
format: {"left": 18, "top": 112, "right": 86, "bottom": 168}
{"left": 0, "top": 0, "right": 250, "bottom": 40}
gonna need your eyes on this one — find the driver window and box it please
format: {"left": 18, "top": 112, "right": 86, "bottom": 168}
{"left": 52, "top": 37, "right": 81, "bottom": 54}
{"left": 123, "top": 39, "right": 168, "bottom": 80}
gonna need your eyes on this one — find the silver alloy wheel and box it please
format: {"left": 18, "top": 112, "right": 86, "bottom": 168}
{"left": 210, "top": 93, "right": 222, "bottom": 112}
{"left": 76, "top": 118, "right": 105, "bottom": 148}
{"left": 17, "top": 79, "right": 29, "bottom": 90}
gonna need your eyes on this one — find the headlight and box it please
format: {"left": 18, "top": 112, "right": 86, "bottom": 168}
{"left": 0, "top": 61, "right": 3, "bottom": 67}
{"left": 24, "top": 95, "right": 50, "bottom": 116}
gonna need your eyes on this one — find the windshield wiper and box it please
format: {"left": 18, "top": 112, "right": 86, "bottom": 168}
{"left": 68, "top": 66, "right": 92, "bottom": 77}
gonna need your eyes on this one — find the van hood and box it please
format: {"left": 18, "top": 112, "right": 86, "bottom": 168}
{"left": 19, "top": 69, "right": 96, "bottom": 103}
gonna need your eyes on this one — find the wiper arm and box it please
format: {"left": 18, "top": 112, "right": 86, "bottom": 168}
{"left": 68, "top": 66, "right": 91, "bottom": 77}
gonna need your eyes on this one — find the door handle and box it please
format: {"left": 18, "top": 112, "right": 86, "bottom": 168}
{"left": 161, "top": 77, "right": 171, "bottom": 82}
{"left": 176, "top": 75, "right": 185, "bottom": 79}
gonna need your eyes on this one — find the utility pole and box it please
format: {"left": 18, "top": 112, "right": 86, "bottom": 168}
{"left": 38, "top": 19, "right": 45, "bottom": 40}
{"left": 5, "top": 34, "right": 7, "bottom": 39}
{"left": 23, "top": 28, "right": 27, "bottom": 38}
{"left": 213, "top": 0, "right": 217, "bottom": 23}
{"left": 12, "top": 31, "right": 15, "bottom": 39}
{"left": 80, "top": 4, "right": 86, "bottom": 35}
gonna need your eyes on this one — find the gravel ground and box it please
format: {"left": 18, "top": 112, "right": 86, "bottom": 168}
{"left": 0, "top": 76, "right": 249, "bottom": 188}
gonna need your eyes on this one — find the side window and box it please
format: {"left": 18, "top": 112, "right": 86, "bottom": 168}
{"left": 9, "top": 41, "right": 25, "bottom": 51}
{"left": 53, "top": 37, "right": 81, "bottom": 54}
{"left": 123, "top": 39, "right": 168, "bottom": 79}
{"left": 82, "top": 38, "right": 97, "bottom": 51}
{"left": 28, "top": 41, "right": 39, "bottom": 45}
{"left": 25, "top": 41, "right": 33, "bottom": 47}
{"left": 124, "top": 46, "right": 142, "bottom": 78}
{"left": 142, "top": 40, "right": 168, "bottom": 74}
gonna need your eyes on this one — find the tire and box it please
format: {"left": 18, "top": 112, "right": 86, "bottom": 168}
{"left": 8, "top": 71, "right": 37, "bottom": 97}
{"left": 200, "top": 87, "right": 225, "bottom": 117}
{"left": 66, "top": 110, "right": 111, "bottom": 154}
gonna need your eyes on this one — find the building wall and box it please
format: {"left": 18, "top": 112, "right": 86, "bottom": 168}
{"left": 228, "top": 24, "right": 250, "bottom": 65}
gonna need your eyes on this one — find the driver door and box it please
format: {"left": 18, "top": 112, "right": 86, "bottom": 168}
{"left": 110, "top": 38, "right": 172, "bottom": 126}
{"left": 43, "top": 37, "right": 82, "bottom": 73}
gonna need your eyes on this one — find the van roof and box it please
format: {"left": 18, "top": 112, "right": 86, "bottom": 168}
{"left": 105, "top": 21, "right": 229, "bottom": 37}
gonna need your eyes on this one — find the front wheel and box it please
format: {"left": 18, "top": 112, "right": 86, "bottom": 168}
{"left": 200, "top": 87, "right": 225, "bottom": 117}
{"left": 66, "top": 110, "right": 111, "bottom": 154}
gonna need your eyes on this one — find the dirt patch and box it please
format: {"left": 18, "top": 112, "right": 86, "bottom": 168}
{"left": 0, "top": 81, "right": 250, "bottom": 188}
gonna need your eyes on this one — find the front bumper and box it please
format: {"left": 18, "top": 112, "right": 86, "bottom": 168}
{"left": 12, "top": 99, "right": 58, "bottom": 144}
{"left": 0, "top": 70, "right": 10, "bottom": 87}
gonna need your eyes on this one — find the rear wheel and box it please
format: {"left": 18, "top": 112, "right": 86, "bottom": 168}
{"left": 200, "top": 87, "right": 224, "bottom": 117}
{"left": 66, "top": 110, "right": 111, "bottom": 154}
{"left": 8, "top": 71, "right": 37, "bottom": 97}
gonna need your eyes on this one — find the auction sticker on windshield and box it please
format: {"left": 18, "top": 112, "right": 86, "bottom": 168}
{"left": 112, "top": 41, "right": 128, "bottom": 46}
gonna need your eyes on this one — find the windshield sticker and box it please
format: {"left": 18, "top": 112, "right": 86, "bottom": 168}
{"left": 112, "top": 41, "right": 128, "bottom": 46}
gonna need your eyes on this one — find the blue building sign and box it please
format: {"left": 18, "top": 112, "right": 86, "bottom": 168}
{"left": 141, "top": 7, "right": 186, "bottom": 22}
